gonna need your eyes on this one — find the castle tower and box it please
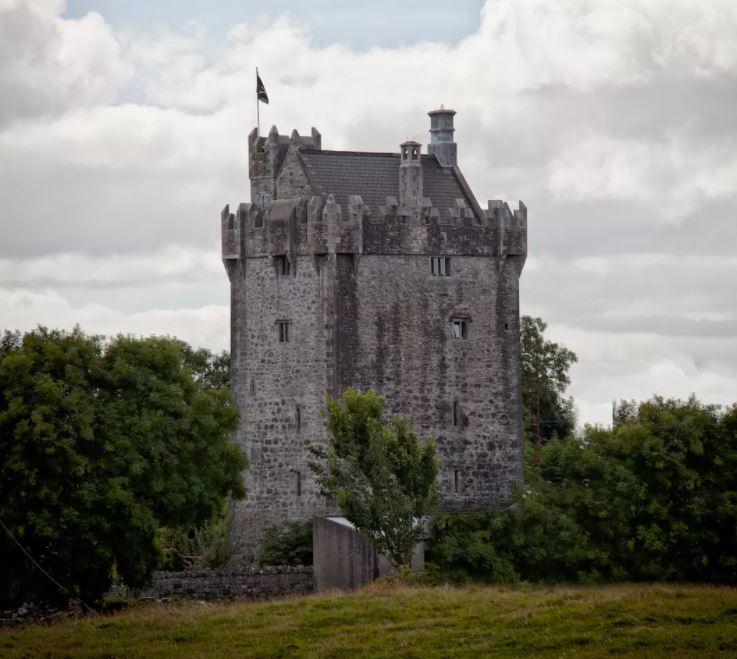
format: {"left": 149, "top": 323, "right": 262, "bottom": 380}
{"left": 222, "top": 109, "right": 527, "bottom": 560}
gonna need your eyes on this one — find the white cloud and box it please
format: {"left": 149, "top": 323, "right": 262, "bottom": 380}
{"left": 0, "top": 0, "right": 130, "bottom": 126}
{"left": 1, "top": 0, "right": 737, "bottom": 425}
{"left": 0, "top": 287, "right": 229, "bottom": 350}
{"left": 0, "top": 245, "right": 223, "bottom": 288}
{"left": 547, "top": 133, "right": 737, "bottom": 216}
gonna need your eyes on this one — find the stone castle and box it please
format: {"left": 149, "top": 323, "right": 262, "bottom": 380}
{"left": 221, "top": 108, "right": 527, "bottom": 557}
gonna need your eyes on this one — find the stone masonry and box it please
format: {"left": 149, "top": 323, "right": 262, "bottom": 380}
{"left": 221, "top": 108, "right": 527, "bottom": 559}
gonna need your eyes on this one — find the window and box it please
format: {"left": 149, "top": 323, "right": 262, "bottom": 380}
{"left": 431, "top": 257, "right": 450, "bottom": 276}
{"left": 254, "top": 211, "right": 263, "bottom": 228}
{"left": 250, "top": 378, "right": 255, "bottom": 394}
{"left": 451, "top": 318, "right": 467, "bottom": 339}
{"left": 274, "top": 255, "right": 290, "bottom": 276}
{"left": 277, "top": 320, "right": 290, "bottom": 343}
{"left": 454, "top": 469, "right": 460, "bottom": 493}
{"left": 296, "top": 470, "right": 302, "bottom": 497}
{"left": 295, "top": 406, "right": 301, "bottom": 432}
{"left": 452, "top": 400, "right": 460, "bottom": 426}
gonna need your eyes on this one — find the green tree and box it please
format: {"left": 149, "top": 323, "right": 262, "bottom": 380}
{"left": 521, "top": 316, "right": 577, "bottom": 442}
{"left": 0, "top": 328, "right": 245, "bottom": 606}
{"left": 310, "top": 389, "right": 440, "bottom": 569}
{"left": 429, "top": 396, "right": 737, "bottom": 583}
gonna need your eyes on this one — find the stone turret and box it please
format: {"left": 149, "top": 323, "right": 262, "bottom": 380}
{"left": 398, "top": 140, "right": 423, "bottom": 208}
{"left": 427, "top": 106, "right": 457, "bottom": 167}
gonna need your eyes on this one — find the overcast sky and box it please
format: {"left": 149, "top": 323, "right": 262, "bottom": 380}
{"left": 1, "top": 0, "right": 736, "bottom": 426}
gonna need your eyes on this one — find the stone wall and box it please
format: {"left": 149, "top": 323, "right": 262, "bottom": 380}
{"left": 139, "top": 567, "right": 313, "bottom": 601}
{"left": 336, "top": 253, "right": 524, "bottom": 509}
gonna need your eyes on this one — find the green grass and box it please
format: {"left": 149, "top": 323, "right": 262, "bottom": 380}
{"left": 2, "top": 583, "right": 737, "bottom": 657}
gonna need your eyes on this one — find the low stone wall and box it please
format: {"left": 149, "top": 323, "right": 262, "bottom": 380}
{"left": 139, "top": 566, "right": 313, "bottom": 601}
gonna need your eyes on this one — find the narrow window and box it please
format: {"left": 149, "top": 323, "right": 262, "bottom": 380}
{"left": 431, "top": 257, "right": 451, "bottom": 276}
{"left": 451, "top": 319, "right": 467, "bottom": 339}
{"left": 452, "top": 400, "right": 459, "bottom": 426}
{"left": 454, "top": 469, "right": 460, "bottom": 493}
{"left": 254, "top": 211, "right": 263, "bottom": 228}
{"left": 274, "top": 255, "right": 290, "bottom": 276}
{"left": 296, "top": 470, "right": 302, "bottom": 497}
{"left": 250, "top": 378, "right": 255, "bottom": 394}
{"left": 277, "top": 320, "right": 290, "bottom": 343}
{"left": 295, "top": 406, "right": 301, "bottom": 432}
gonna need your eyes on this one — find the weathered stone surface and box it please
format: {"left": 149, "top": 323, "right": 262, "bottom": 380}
{"left": 139, "top": 567, "right": 313, "bottom": 601}
{"left": 222, "top": 109, "right": 527, "bottom": 559}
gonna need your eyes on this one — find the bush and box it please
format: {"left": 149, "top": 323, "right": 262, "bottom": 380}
{"left": 255, "top": 522, "right": 313, "bottom": 566}
{"left": 428, "top": 396, "right": 737, "bottom": 583}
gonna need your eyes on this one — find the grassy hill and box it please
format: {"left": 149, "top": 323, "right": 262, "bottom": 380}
{"left": 2, "top": 582, "right": 737, "bottom": 657}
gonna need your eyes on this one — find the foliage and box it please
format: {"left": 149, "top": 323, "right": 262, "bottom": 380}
{"left": 158, "top": 503, "right": 235, "bottom": 571}
{"left": 4, "top": 584, "right": 737, "bottom": 656}
{"left": 309, "top": 389, "right": 440, "bottom": 568}
{"left": 0, "top": 327, "right": 245, "bottom": 606}
{"left": 255, "top": 521, "right": 313, "bottom": 566}
{"left": 428, "top": 396, "right": 737, "bottom": 583}
{"left": 520, "top": 315, "right": 577, "bottom": 442}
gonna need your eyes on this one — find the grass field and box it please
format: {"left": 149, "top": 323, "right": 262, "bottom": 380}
{"left": 2, "top": 582, "right": 737, "bottom": 657}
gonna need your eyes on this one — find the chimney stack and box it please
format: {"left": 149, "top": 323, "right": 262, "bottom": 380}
{"left": 427, "top": 106, "right": 457, "bottom": 167}
{"left": 399, "top": 140, "right": 423, "bottom": 208}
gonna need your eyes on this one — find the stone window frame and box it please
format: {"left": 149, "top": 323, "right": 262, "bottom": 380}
{"left": 451, "top": 318, "right": 468, "bottom": 339}
{"left": 274, "top": 255, "right": 291, "bottom": 277}
{"left": 276, "top": 319, "right": 291, "bottom": 343}
{"left": 430, "top": 256, "right": 451, "bottom": 277}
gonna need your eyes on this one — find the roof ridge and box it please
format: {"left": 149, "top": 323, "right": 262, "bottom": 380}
{"left": 300, "top": 149, "right": 399, "bottom": 158}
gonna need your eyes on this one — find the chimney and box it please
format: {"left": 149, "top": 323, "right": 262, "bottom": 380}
{"left": 427, "top": 106, "right": 457, "bottom": 167}
{"left": 399, "top": 140, "right": 423, "bottom": 207}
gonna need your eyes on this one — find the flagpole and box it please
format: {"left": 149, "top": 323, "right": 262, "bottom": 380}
{"left": 256, "top": 66, "right": 260, "bottom": 137}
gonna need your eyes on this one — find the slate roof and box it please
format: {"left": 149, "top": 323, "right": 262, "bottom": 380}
{"left": 297, "top": 149, "right": 480, "bottom": 217}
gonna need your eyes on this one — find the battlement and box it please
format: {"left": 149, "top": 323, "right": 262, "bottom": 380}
{"left": 221, "top": 195, "right": 526, "bottom": 272}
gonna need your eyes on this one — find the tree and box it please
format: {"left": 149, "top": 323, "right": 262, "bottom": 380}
{"left": 0, "top": 328, "right": 246, "bottom": 606}
{"left": 521, "top": 316, "right": 577, "bottom": 443}
{"left": 428, "top": 396, "right": 737, "bottom": 583}
{"left": 310, "top": 389, "right": 440, "bottom": 569}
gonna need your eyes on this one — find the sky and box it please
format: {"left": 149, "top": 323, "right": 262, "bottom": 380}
{"left": 1, "top": 0, "right": 736, "bottom": 426}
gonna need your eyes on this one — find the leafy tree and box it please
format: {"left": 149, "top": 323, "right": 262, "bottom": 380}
{"left": 429, "top": 396, "right": 737, "bottom": 583}
{"left": 0, "top": 327, "right": 245, "bottom": 606}
{"left": 256, "top": 521, "right": 313, "bottom": 567}
{"left": 310, "top": 389, "right": 440, "bottom": 569}
{"left": 521, "top": 316, "right": 577, "bottom": 442}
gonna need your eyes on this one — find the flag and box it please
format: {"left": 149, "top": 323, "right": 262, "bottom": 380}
{"left": 257, "top": 72, "right": 269, "bottom": 104}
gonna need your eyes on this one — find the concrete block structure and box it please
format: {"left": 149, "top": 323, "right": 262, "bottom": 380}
{"left": 221, "top": 108, "right": 527, "bottom": 559}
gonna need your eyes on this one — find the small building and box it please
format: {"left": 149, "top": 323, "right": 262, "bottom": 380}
{"left": 221, "top": 108, "right": 527, "bottom": 559}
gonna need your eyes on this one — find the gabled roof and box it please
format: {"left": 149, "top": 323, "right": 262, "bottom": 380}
{"left": 297, "top": 149, "right": 480, "bottom": 217}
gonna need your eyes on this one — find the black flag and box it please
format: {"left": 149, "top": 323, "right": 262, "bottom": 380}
{"left": 256, "top": 72, "right": 269, "bottom": 104}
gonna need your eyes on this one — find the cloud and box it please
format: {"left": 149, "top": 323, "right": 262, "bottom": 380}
{"left": 547, "top": 133, "right": 737, "bottom": 217}
{"left": 0, "top": 245, "right": 223, "bottom": 288}
{"left": 1, "top": 0, "right": 736, "bottom": 425}
{"left": 0, "top": 0, "right": 130, "bottom": 126}
{"left": 0, "top": 287, "right": 229, "bottom": 351}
